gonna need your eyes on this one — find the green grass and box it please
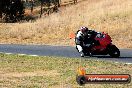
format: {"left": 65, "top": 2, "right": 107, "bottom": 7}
{"left": 0, "top": 53, "right": 131, "bottom": 88}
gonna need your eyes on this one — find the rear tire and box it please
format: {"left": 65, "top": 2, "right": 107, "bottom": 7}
{"left": 108, "top": 45, "right": 120, "bottom": 58}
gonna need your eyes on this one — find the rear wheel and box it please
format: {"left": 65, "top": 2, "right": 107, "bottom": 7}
{"left": 108, "top": 45, "right": 120, "bottom": 58}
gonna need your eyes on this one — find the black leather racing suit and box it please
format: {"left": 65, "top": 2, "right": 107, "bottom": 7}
{"left": 75, "top": 30, "right": 97, "bottom": 54}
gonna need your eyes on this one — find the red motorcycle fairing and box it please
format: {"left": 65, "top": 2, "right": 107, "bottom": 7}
{"left": 90, "top": 32, "right": 112, "bottom": 55}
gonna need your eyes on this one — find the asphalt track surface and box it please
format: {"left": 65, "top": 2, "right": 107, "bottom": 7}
{"left": 0, "top": 44, "right": 132, "bottom": 63}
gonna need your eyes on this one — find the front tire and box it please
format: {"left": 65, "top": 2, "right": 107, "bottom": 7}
{"left": 108, "top": 45, "right": 120, "bottom": 58}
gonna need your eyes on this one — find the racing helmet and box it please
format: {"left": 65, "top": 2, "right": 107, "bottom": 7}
{"left": 80, "top": 26, "right": 89, "bottom": 34}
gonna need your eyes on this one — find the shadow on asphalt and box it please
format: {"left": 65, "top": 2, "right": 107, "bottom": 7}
{"left": 93, "top": 56, "right": 132, "bottom": 59}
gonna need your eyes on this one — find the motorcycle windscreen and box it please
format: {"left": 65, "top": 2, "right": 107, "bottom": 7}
{"left": 95, "top": 34, "right": 112, "bottom": 47}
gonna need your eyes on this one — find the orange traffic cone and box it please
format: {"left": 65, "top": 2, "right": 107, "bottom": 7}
{"left": 69, "top": 32, "right": 75, "bottom": 46}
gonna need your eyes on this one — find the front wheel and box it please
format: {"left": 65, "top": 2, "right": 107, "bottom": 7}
{"left": 108, "top": 45, "right": 120, "bottom": 58}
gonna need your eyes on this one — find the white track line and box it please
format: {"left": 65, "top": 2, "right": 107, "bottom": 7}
{"left": 125, "top": 63, "right": 132, "bottom": 65}
{"left": 0, "top": 52, "right": 39, "bottom": 57}
{"left": 5, "top": 53, "right": 13, "bottom": 55}
{"left": 0, "top": 52, "right": 132, "bottom": 64}
{"left": 18, "top": 53, "right": 39, "bottom": 57}
{"left": 18, "top": 54, "right": 26, "bottom": 56}
{"left": 28, "top": 55, "right": 38, "bottom": 57}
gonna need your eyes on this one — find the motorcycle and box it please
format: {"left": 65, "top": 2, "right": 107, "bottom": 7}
{"left": 82, "top": 32, "right": 120, "bottom": 58}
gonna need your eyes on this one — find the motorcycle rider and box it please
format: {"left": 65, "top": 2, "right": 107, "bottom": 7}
{"left": 75, "top": 26, "right": 97, "bottom": 57}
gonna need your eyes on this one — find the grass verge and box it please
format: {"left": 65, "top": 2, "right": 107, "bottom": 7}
{"left": 0, "top": 53, "right": 131, "bottom": 88}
